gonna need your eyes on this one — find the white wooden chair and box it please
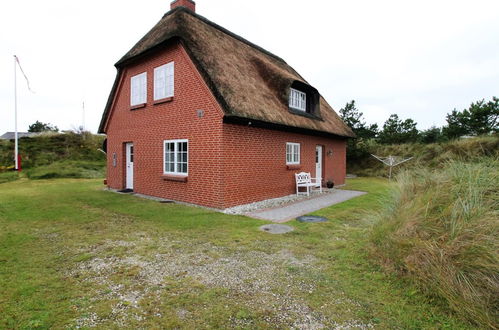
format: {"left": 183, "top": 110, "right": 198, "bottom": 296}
{"left": 295, "top": 172, "right": 322, "bottom": 196}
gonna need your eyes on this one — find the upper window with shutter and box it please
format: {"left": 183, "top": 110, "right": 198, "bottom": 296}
{"left": 154, "top": 62, "right": 174, "bottom": 101}
{"left": 130, "top": 72, "right": 147, "bottom": 106}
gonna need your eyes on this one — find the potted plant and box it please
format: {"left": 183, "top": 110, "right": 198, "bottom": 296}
{"left": 326, "top": 179, "right": 334, "bottom": 189}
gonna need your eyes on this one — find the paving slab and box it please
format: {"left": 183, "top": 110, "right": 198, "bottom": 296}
{"left": 259, "top": 224, "right": 294, "bottom": 234}
{"left": 296, "top": 215, "right": 329, "bottom": 223}
{"left": 247, "top": 189, "right": 366, "bottom": 223}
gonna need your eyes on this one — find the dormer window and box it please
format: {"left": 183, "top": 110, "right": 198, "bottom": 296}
{"left": 288, "top": 81, "right": 320, "bottom": 117}
{"left": 289, "top": 88, "right": 306, "bottom": 112}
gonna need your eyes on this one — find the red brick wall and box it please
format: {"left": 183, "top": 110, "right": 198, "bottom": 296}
{"left": 221, "top": 124, "right": 346, "bottom": 208}
{"left": 105, "top": 41, "right": 226, "bottom": 208}
{"left": 104, "top": 41, "right": 347, "bottom": 209}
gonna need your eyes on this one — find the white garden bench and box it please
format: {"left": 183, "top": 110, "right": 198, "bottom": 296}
{"left": 295, "top": 172, "right": 322, "bottom": 196}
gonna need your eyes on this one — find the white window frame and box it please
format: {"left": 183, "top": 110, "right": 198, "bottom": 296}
{"left": 163, "top": 139, "right": 188, "bottom": 175}
{"left": 131, "top": 72, "right": 147, "bottom": 106}
{"left": 154, "top": 62, "right": 175, "bottom": 100}
{"left": 289, "top": 88, "right": 307, "bottom": 112}
{"left": 286, "top": 142, "right": 300, "bottom": 165}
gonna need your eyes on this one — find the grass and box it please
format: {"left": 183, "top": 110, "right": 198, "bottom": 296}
{"left": 0, "top": 159, "right": 105, "bottom": 183}
{"left": 0, "top": 132, "right": 105, "bottom": 182}
{"left": 25, "top": 160, "right": 105, "bottom": 179}
{"left": 0, "top": 171, "right": 20, "bottom": 184}
{"left": 370, "top": 159, "right": 499, "bottom": 328}
{"left": 0, "top": 177, "right": 472, "bottom": 328}
{"left": 0, "top": 132, "right": 106, "bottom": 182}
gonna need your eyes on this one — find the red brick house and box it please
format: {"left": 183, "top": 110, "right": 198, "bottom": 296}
{"left": 98, "top": 0, "right": 354, "bottom": 209}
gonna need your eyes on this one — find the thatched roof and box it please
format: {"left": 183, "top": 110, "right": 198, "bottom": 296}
{"left": 99, "top": 7, "right": 354, "bottom": 138}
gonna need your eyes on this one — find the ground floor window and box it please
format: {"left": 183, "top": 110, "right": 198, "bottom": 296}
{"left": 286, "top": 142, "right": 300, "bottom": 165}
{"left": 164, "top": 139, "right": 188, "bottom": 175}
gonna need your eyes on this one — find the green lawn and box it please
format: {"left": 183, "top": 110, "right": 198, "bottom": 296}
{"left": 0, "top": 178, "right": 470, "bottom": 329}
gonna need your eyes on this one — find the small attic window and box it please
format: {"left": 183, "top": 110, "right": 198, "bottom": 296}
{"left": 288, "top": 82, "right": 320, "bottom": 117}
{"left": 289, "top": 89, "right": 306, "bottom": 111}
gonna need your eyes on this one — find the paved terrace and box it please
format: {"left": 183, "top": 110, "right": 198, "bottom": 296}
{"left": 246, "top": 189, "right": 366, "bottom": 223}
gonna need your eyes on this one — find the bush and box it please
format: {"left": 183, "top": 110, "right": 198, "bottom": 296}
{"left": 25, "top": 160, "right": 105, "bottom": 180}
{"left": 371, "top": 159, "right": 499, "bottom": 328}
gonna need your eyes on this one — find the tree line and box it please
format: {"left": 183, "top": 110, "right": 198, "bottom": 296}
{"left": 340, "top": 96, "right": 498, "bottom": 160}
{"left": 27, "top": 120, "right": 59, "bottom": 133}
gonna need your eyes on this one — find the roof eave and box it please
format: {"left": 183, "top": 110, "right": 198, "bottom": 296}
{"left": 223, "top": 115, "right": 355, "bottom": 139}
{"left": 98, "top": 68, "right": 122, "bottom": 134}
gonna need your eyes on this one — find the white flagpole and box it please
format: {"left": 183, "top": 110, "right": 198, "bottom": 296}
{"left": 82, "top": 101, "right": 85, "bottom": 131}
{"left": 14, "top": 55, "right": 19, "bottom": 171}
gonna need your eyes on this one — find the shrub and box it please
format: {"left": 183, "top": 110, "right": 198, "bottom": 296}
{"left": 371, "top": 159, "right": 499, "bottom": 328}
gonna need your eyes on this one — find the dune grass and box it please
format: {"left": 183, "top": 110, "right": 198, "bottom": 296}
{"left": 0, "top": 159, "right": 105, "bottom": 182}
{"left": 0, "top": 178, "right": 471, "bottom": 329}
{"left": 0, "top": 132, "right": 105, "bottom": 182}
{"left": 25, "top": 160, "right": 105, "bottom": 180}
{"left": 0, "top": 132, "right": 105, "bottom": 169}
{"left": 370, "top": 159, "right": 499, "bottom": 328}
{"left": 350, "top": 135, "right": 499, "bottom": 177}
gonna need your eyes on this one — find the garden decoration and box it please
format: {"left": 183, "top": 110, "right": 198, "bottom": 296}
{"left": 371, "top": 154, "right": 413, "bottom": 179}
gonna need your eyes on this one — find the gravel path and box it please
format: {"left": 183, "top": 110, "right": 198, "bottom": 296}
{"left": 66, "top": 237, "right": 372, "bottom": 329}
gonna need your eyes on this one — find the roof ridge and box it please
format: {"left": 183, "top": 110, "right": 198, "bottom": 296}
{"left": 163, "top": 7, "right": 287, "bottom": 64}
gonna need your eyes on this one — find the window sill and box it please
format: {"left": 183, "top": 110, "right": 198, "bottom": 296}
{"left": 288, "top": 108, "right": 323, "bottom": 121}
{"left": 162, "top": 174, "right": 188, "bottom": 182}
{"left": 154, "top": 97, "right": 174, "bottom": 105}
{"left": 289, "top": 106, "right": 306, "bottom": 112}
{"left": 130, "top": 103, "right": 146, "bottom": 110}
{"left": 286, "top": 164, "right": 301, "bottom": 170}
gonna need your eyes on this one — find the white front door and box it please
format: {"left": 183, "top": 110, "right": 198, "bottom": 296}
{"left": 125, "top": 143, "right": 134, "bottom": 190}
{"left": 315, "top": 145, "right": 322, "bottom": 184}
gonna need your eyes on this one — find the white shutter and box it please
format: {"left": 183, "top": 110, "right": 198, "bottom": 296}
{"left": 154, "top": 65, "right": 167, "bottom": 100}
{"left": 131, "top": 75, "right": 138, "bottom": 105}
{"left": 140, "top": 73, "right": 147, "bottom": 104}
{"left": 294, "top": 144, "right": 300, "bottom": 163}
{"left": 153, "top": 62, "right": 174, "bottom": 100}
{"left": 131, "top": 72, "right": 147, "bottom": 105}
{"left": 166, "top": 62, "right": 174, "bottom": 97}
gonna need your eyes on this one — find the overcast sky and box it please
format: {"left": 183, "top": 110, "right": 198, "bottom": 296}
{"left": 1, "top": 0, "right": 498, "bottom": 134}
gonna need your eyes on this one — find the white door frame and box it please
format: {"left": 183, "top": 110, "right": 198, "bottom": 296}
{"left": 125, "top": 143, "right": 134, "bottom": 190}
{"left": 315, "top": 145, "right": 323, "bottom": 184}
